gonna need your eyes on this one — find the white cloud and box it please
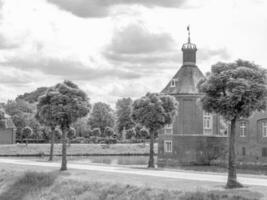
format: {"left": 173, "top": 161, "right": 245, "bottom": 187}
{"left": 0, "top": 0, "right": 266, "bottom": 106}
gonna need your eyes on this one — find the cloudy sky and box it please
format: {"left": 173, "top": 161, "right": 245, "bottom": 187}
{"left": 0, "top": 0, "right": 266, "bottom": 106}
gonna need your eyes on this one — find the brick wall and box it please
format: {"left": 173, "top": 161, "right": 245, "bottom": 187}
{"left": 0, "top": 128, "right": 16, "bottom": 144}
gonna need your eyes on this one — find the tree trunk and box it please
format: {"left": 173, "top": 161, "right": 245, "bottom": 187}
{"left": 226, "top": 118, "right": 243, "bottom": 188}
{"left": 60, "top": 126, "right": 68, "bottom": 171}
{"left": 49, "top": 127, "right": 55, "bottom": 161}
{"left": 148, "top": 130, "right": 155, "bottom": 168}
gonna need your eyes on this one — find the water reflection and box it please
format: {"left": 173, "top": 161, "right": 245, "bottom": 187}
{"left": 68, "top": 155, "right": 157, "bottom": 166}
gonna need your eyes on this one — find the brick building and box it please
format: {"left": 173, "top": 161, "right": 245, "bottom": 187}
{"left": 157, "top": 29, "right": 267, "bottom": 167}
{"left": 0, "top": 109, "right": 16, "bottom": 144}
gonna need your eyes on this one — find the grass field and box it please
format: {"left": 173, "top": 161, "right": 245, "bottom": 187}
{"left": 0, "top": 143, "right": 157, "bottom": 156}
{"left": 0, "top": 167, "right": 263, "bottom": 200}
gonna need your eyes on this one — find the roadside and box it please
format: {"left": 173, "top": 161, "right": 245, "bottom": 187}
{"left": 0, "top": 158, "right": 266, "bottom": 199}
{"left": 0, "top": 161, "right": 265, "bottom": 200}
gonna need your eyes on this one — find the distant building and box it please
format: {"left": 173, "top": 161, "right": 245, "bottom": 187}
{"left": 0, "top": 108, "right": 16, "bottom": 144}
{"left": 158, "top": 28, "right": 267, "bottom": 167}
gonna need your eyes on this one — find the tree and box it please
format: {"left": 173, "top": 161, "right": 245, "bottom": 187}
{"left": 199, "top": 59, "right": 267, "bottom": 188}
{"left": 36, "top": 80, "right": 91, "bottom": 170}
{"left": 125, "top": 128, "right": 136, "bottom": 140}
{"left": 4, "top": 99, "right": 34, "bottom": 142}
{"left": 22, "top": 126, "right": 33, "bottom": 145}
{"left": 72, "top": 116, "right": 90, "bottom": 137}
{"left": 91, "top": 128, "right": 101, "bottom": 142}
{"left": 88, "top": 102, "right": 115, "bottom": 134}
{"left": 36, "top": 88, "right": 59, "bottom": 161}
{"left": 16, "top": 87, "right": 48, "bottom": 103}
{"left": 131, "top": 93, "right": 178, "bottom": 168}
{"left": 115, "top": 98, "right": 135, "bottom": 136}
{"left": 67, "top": 127, "right": 76, "bottom": 146}
{"left": 104, "top": 127, "right": 114, "bottom": 138}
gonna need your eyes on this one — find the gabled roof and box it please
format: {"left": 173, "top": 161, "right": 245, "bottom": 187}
{"left": 161, "top": 64, "right": 205, "bottom": 95}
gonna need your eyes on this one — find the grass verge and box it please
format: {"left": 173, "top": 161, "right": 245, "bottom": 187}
{"left": 0, "top": 171, "right": 262, "bottom": 200}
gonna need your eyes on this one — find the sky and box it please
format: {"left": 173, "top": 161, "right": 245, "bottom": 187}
{"left": 0, "top": 0, "right": 266, "bottom": 106}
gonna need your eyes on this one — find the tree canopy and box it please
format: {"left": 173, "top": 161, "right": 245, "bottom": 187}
{"left": 131, "top": 93, "right": 178, "bottom": 131}
{"left": 37, "top": 80, "right": 91, "bottom": 129}
{"left": 88, "top": 102, "right": 115, "bottom": 134}
{"left": 199, "top": 59, "right": 267, "bottom": 120}
{"left": 115, "top": 98, "right": 135, "bottom": 134}
{"left": 131, "top": 93, "right": 178, "bottom": 168}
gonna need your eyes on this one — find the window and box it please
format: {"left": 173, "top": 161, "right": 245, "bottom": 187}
{"left": 170, "top": 79, "right": 176, "bottom": 87}
{"left": 164, "top": 123, "right": 173, "bottom": 134}
{"left": 262, "top": 148, "right": 267, "bottom": 157}
{"left": 262, "top": 121, "right": 267, "bottom": 137}
{"left": 242, "top": 147, "right": 246, "bottom": 156}
{"left": 164, "top": 140, "right": 172, "bottom": 153}
{"left": 203, "top": 112, "right": 212, "bottom": 135}
{"left": 240, "top": 121, "right": 247, "bottom": 137}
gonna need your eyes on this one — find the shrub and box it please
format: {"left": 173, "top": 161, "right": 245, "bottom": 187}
{"left": 71, "top": 137, "right": 88, "bottom": 144}
{"left": 104, "top": 127, "right": 114, "bottom": 138}
{"left": 126, "top": 128, "right": 136, "bottom": 140}
{"left": 67, "top": 127, "right": 76, "bottom": 139}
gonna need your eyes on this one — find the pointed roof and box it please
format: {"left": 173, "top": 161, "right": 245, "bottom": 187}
{"left": 161, "top": 64, "right": 205, "bottom": 95}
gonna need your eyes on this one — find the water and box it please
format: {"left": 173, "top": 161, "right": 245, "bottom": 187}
{"left": 13, "top": 155, "right": 157, "bottom": 167}
{"left": 67, "top": 155, "right": 157, "bottom": 166}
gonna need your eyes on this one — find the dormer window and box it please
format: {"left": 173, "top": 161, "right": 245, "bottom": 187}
{"left": 170, "top": 79, "right": 176, "bottom": 87}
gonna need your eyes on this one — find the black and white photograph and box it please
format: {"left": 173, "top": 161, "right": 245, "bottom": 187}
{"left": 0, "top": 0, "right": 266, "bottom": 199}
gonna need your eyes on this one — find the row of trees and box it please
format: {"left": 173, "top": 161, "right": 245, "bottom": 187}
{"left": 2, "top": 59, "right": 266, "bottom": 189}
{"left": 4, "top": 93, "right": 150, "bottom": 143}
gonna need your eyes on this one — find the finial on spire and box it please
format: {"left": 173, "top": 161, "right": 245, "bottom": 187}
{"left": 187, "top": 25, "right": 190, "bottom": 43}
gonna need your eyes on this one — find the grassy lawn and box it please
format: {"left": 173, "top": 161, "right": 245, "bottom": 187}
{"left": 0, "top": 162, "right": 266, "bottom": 200}
{"left": 0, "top": 143, "right": 157, "bottom": 156}
{"left": 0, "top": 165, "right": 263, "bottom": 200}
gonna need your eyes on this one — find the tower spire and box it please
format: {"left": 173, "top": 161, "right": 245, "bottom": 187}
{"left": 187, "top": 25, "right": 190, "bottom": 43}
{"left": 182, "top": 25, "right": 197, "bottom": 65}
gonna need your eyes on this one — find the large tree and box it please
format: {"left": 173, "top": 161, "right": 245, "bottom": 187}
{"left": 36, "top": 88, "right": 58, "bottom": 161}
{"left": 88, "top": 102, "right": 115, "bottom": 134}
{"left": 131, "top": 93, "right": 178, "bottom": 168}
{"left": 199, "top": 59, "right": 267, "bottom": 188}
{"left": 36, "top": 80, "right": 91, "bottom": 170}
{"left": 115, "top": 98, "right": 135, "bottom": 135}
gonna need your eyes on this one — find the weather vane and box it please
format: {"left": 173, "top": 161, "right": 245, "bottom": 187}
{"left": 187, "top": 25, "right": 190, "bottom": 43}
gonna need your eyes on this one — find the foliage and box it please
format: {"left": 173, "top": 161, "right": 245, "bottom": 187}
{"left": 36, "top": 80, "right": 91, "bottom": 170}
{"left": 72, "top": 116, "right": 90, "bottom": 137}
{"left": 67, "top": 127, "right": 76, "bottom": 139}
{"left": 22, "top": 126, "right": 33, "bottom": 139}
{"left": 131, "top": 92, "right": 178, "bottom": 168}
{"left": 199, "top": 59, "right": 267, "bottom": 121}
{"left": 104, "top": 127, "right": 114, "bottom": 138}
{"left": 139, "top": 127, "right": 149, "bottom": 139}
{"left": 4, "top": 99, "right": 36, "bottom": 140}
{"left": 88, "top": 102, "right": 115, "bottom": 134}
{"left": 125, "top": 128, "right": 136, "bottom": 140}
{"left": 91, "top": 128, "right": 101, "bottom": 138}
{"left": 131, "top": 93, "right": 178, "bottom": 132}
{"left": 115, "top": 98, "right": 135, "bottom": 134}
{"left": 37, "top": 81, "right": 91, "bottom": 129}
{"left": 16, "top": 87, "right": 48, "bottom": 103}
{"left": 199, "top": 59, "right": 267, "bottom": 188}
